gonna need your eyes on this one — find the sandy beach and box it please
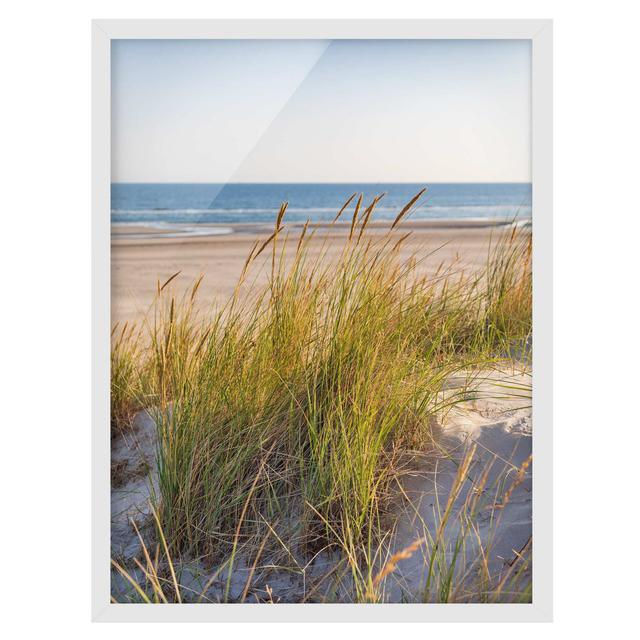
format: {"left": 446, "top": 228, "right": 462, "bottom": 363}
{"left": 111, "top": 220, "right": 513, "bottom": 326}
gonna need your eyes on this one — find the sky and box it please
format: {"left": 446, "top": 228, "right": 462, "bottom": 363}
{"left": 111, "top": 39, "right": 531, "bottom": 183}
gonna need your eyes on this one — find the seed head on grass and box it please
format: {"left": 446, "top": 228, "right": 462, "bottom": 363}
{"left": 371, "top": 537, "right": 426, "bottom": 590}
{"left": 390, "top": 187, "right": 427, "bottom": 230}
{"left": 332, "top": 192, "right": 357, "bottom": 223}
{"left": 348, "top": 193, "right": 363, "bottom": 240}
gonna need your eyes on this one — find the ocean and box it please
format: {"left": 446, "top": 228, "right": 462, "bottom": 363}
{"left": 111, "top": 183, "right": 531, "bottom": 228}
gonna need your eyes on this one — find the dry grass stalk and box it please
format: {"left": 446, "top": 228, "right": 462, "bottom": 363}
{"left": 160, "top": 270, "right": 181, "bottom": 292}
{"left": 332, "top": 192, "right": 357, "bottom": 223}
{"left": 372, "top": 537, "right": 426, "bottom": 588}
{"left": 493, "top": 454, "right": 532, "bottom": 510}
{"left": 348, "top": 193, "right": 363, "bottom": 240}
{"left": 390, "top": 187, "right": 427, "bottom": 229}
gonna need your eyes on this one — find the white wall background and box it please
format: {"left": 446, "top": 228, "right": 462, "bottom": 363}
{"left": 1, "top": 0, "right": 639, "bottom": 637}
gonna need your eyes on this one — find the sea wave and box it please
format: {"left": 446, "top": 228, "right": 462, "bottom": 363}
{"left": 112, "top": 204, "right": 532, "bottom": 221}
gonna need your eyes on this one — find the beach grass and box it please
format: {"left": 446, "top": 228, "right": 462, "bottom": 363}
{"left": 110, "top": 321, "right": 147, "bottom": 436}
{"left": 110, "top": 189, "right": 532, "bottom": 603}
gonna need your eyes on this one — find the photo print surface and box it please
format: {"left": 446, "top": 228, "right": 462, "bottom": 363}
{"left": 110, "top": 38, "right": 533, "bottom": 604}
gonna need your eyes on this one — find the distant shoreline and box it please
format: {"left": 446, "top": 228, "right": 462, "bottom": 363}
{"left": 111, "top": 217, "right": 530, "bottom": 242}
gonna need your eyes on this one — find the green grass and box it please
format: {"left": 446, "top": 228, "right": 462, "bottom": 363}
{"left": 110, "top": 189, "right": 532, "bottom": 603}
{"left": 110, "top": 321, "right": 147, "bottom": 436}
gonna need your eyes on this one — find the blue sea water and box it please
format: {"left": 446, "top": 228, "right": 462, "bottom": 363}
{"left": 111, "top": 183, "right": 531, "bottom": 227}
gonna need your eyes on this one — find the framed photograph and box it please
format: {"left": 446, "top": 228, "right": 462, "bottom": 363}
{"left": 93, "top": 19, "right": 552, "bottom": 622}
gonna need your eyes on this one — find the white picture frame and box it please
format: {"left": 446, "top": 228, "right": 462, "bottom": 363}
{"left": 92, "top": 19, "right": 552, "bottom": 623}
